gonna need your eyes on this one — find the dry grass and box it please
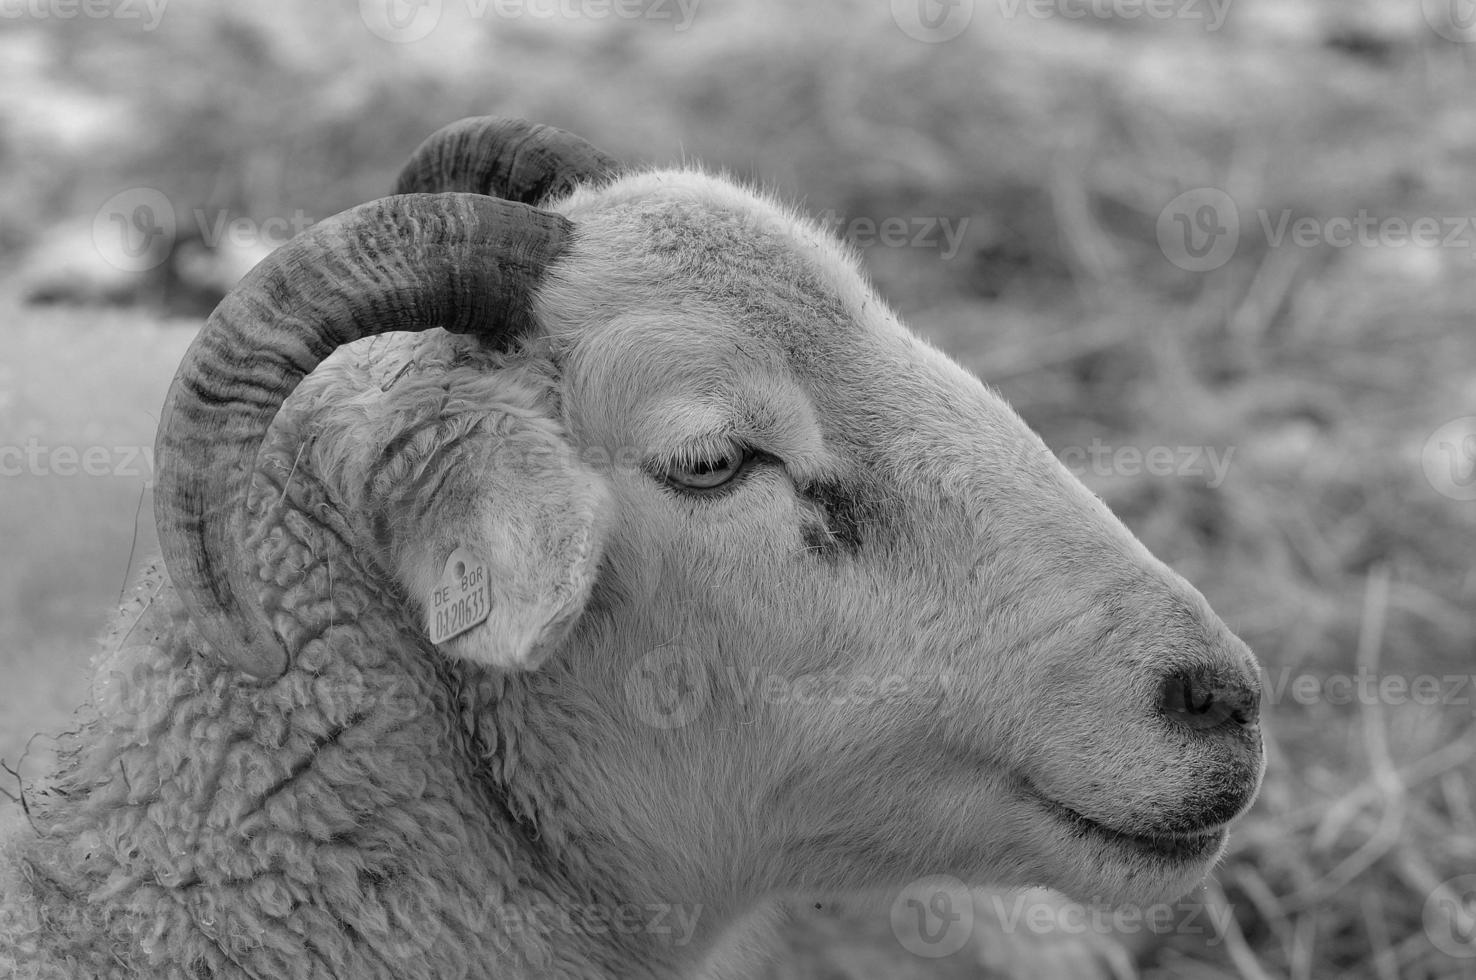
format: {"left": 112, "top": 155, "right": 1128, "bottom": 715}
{"left": 3, "top": 1, "right": 1475, "bottom": 976}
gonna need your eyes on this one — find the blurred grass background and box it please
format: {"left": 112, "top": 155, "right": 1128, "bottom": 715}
{"left": 2, "top": 0, "right": 1475, "bottom": 976}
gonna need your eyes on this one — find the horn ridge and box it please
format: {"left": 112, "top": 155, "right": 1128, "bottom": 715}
{"left": 154, "top": 192, "right": 572, "bottom": 678}
{"left": 394, "top": 116, "right": 616, "bottom": 204}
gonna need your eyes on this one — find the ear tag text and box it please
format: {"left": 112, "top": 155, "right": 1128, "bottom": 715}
{"left": 429, "top": 547, "right": 491, "bottom": 645}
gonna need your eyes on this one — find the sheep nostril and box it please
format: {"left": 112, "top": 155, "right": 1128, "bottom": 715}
{"left": 1160, "top": 669, "right": 1260, "bottom": 731}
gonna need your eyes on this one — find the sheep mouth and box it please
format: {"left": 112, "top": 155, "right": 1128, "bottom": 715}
{"left": 1023, "top": 785, "right": 1227, "bottom": 864}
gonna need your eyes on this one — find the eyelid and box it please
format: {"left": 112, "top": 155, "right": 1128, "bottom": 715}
{"left": 648, "top": 435, "right": 747, "bottom": 472}
{"left": 652, "top": 444, "right": 786, "bottom": 497}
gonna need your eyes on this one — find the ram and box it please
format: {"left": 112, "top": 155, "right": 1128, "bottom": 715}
{"left": 0, "top": 118, "right": 1264, "bottom": 979}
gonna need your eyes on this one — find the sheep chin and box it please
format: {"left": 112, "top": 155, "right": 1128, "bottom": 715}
{"left": 1015, "top": 794, "right": 1231, "bottom": 908}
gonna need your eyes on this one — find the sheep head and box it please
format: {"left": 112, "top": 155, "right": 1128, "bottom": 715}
{"left": 154, "top": 119, "right": 1264, "bottom": 962}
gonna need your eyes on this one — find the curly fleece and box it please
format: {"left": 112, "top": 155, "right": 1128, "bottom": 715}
{"left": 0, "top": 341, "right": 607, "bottom": 980}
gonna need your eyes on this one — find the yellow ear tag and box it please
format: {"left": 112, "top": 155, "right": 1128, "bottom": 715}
{"left": 428, "top": 547, "right": 492, "bottom": 645}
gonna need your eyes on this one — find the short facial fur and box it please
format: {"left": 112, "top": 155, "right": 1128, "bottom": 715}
{"left": 300, "top": 169, "right": 1262, "bottom": 970}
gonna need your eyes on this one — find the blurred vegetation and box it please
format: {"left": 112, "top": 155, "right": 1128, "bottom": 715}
{"left": 2, "top": 0, "right": 1476, "bottom": 976}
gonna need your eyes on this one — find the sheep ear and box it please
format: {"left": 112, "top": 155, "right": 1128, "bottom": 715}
{"left": 307, "top": 361, "right": 610, "bottom": 671}
{"left": 391, "top": 415, "right": 611, "bottom": 671}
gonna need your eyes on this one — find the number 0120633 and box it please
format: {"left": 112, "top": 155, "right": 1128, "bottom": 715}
{"left": 428, "top": 547, "right": 492, "bottom": 645}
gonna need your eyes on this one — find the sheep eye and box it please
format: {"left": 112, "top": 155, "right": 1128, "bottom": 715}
{"left": 664, "top": 449, "right": 749, "bottom": 491}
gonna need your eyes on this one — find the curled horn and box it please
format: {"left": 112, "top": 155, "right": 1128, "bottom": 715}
{"left": 395, "top": 116, "right": 617, "bottom": 204}
{"left": 154, "top": 193, "right": 574, "bottom": 679}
